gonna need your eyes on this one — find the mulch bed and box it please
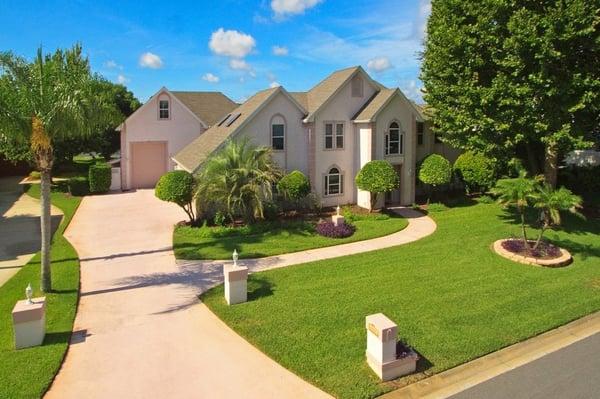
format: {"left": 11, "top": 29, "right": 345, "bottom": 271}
{"left": 501, "top": 239, "right": 562, "bottom": 260}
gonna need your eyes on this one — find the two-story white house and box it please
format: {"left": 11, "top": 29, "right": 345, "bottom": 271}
{"left": 120, "top": 66, "right": 458, "bottom": 209}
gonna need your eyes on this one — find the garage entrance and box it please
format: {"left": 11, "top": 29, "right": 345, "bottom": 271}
{"left": 130, "top": 141, "right": 167, "bottom": 189}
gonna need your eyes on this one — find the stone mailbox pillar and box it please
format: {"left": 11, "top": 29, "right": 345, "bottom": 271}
{"left": 12, "top": 297, "right": 46, "bottom": 349}
{"left": 223, "top": 265, "right": 248, "bottom": 305}
{"left": 365, "top": 313, "right": 418, "bottom": 381}
{"left": 332, "top": 205, "right": 345, "bottom": 227}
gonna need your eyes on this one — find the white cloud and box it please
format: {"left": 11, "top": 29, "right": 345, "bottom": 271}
{"left": 367, "top": 57, "right": 392, "bottom": 73}
{"left": 269, "top": 81, "right": 281, "bottom": 88}
{"left": 271, "top": 0, "right": 322, "bottom": 18}
{"left": 202, "top": 73, "right": 220, "bottom": 83}
{"left": 105, "top": 60, "right": 121, "bottom": 69}
{"left": 400, "top": 80, "right": 423, "bottom": 102}
{"left": 229, "top": 58, "right": 251, "bottom": 71}
{"left": 139, "top": 52, "right": 163, "bottom": 69}
{"left": 272, "top": 45, "right": 289, "bottom": 56}
{"left": 117, "top": 74, "right": 129, "bottom": 84}
{"left": 417, "top": 0, "right": 432, "bottom": 39}
{"left": 209, "top": 28, "right": 256, "bottom": 58}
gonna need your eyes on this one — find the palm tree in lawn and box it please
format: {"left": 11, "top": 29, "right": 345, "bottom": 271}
{"left": 531, "top": 184, "right": 583, "bottom": 250}
{"left": 0, "top": 45, "right": 116, "bottom": 292}
{"left": 491, "top": 171, "right": 541, "bottom": 252}
{"left": 197, "top": 138, "right": 281, "bottom": 224}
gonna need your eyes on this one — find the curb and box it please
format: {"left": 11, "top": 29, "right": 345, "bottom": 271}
{"left": 380, "top": 312, "right": 600, "bottom": 399}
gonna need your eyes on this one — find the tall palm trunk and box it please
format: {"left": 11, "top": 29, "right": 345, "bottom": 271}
{"left": 31, "top": 116, "right": 53, "bottom": 292}
{"left": 544, "top": 142, "right": 559, "bottom": 188}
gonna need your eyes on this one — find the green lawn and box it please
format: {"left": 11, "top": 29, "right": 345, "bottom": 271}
{"left": 203, "top": 201, "right": 600, "bottom": 399}
{"left": 174, "top": 213, "right": 408, "bottom": 260}
{"left": 0, "top": 185, "right": 81, "bottom": 399}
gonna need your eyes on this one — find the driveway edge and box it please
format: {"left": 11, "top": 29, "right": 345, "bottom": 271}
{"left": 381, "top": 311, "right": 600, "bottom": 399}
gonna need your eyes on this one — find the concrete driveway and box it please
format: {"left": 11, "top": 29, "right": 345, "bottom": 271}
{"left": 0, "top": 176, "right": 62, "bottom": 287}
{"left": 46, "top": 189, "right": 330, "bottom": 399}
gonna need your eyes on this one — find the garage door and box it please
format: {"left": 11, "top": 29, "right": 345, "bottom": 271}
{"left": 130, "top": 141, "right": 168, "bottom": 189}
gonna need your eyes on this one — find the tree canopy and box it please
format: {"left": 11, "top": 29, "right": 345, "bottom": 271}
{"left": 421, "top": 0, "right": 600, "bottom": 186}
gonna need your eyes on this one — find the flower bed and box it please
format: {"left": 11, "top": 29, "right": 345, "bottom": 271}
{"left": 315, "top": 221, "right": 356, "bottom": 238}
{"left": 493, "top": 239, "right": 572, "bottom": 267}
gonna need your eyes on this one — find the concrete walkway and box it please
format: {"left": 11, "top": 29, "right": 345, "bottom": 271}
{"left": 0, "top": 176, "right": 63, "bottom": 287}
{"left": 45, "top": 190, "right": 435, "bottom": 399}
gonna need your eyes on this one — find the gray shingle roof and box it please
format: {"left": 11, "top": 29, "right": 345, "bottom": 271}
{"left": 170, "top": 91, "right": 238, "bottom": 126}
{"left": 352, "top": 88, "right": 398, "bottom": 122}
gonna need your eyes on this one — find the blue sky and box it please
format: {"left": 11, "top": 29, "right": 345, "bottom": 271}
{"left": 0, "top": 0, "right": 430, "bottom": 103}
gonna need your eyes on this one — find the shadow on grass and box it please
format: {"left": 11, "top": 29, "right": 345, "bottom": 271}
{"left": 43, "top": 330, "right": 72, "bottom": 346}
{"left": 498, "top": 208, "right": 600, "bottom": 238}
{"left": 248, "top": 275, "right": 275, "bottom": 301}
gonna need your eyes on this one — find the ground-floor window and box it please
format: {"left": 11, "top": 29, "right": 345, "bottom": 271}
{"left": 324, "top": 167, "right": 343, "bottom": 196}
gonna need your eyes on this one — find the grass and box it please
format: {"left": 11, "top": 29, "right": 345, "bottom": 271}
{"left": 0, "top": 184, "right": 81, "bottom": 399}
{"left": 174, "top": 213, "right": 409, "bottom": 260}
{"left": 202, "top": 200, "right": 600, "bottom": 399}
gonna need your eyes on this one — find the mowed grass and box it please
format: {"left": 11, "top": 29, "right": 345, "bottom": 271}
{"left": 0, "top": 184, "right": 81, "bottom": 399}
{"left": 203, "top": 201, "right": 600, "bottom": 399}
{"left": 174, "top": 215, "right": 408, "bottom": 260}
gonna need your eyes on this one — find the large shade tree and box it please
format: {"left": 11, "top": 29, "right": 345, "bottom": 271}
{"left": 0, "top": 45, "right": 117, "bottom": 291}
{"left": 421, "top": 0, "right": 600, "bottom": 186}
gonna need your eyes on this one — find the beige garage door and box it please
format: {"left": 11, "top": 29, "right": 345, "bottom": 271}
{"left": 130, "top": 141, "right": 167, "bottom": 189}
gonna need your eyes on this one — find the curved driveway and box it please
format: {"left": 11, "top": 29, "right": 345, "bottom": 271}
{"left": 45, "top": 190, "right": 435, "bottom": 399}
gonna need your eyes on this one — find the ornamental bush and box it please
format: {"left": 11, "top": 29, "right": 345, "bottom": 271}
{"left": 355, "top": 160, "right": 399, "bottom": 210}
{"left": 315, "top": 221, "right": 355, "bottom": 238}
{"left": 68, "top": 176, "right": 89, "bottom": 196}
{"left": 88, "top": 162, "right": 111, "bottom": 193}
{"left": 419, "top": 154, "right": 452, "bottom": 187}
{"left": 454, "top": 151, "right": 497, "bottom": 193}
{"left": 277, "top": 170, "right": 311, "bottom": 201}
{"left": 155, "top": 170, "right": 196, "bottom": 223}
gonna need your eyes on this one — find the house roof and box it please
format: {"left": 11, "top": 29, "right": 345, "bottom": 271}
{"left": 352, "top": 88, "right": 398, "bottom": 122}
{"left": 170, "top": 91, "right": 238, "bottom": 126}
{"left": 173, "top": 87, "right": 280, "bottom": 172}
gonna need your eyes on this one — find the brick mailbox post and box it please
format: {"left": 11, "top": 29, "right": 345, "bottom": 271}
{"left": 12, "top": 297, "right": 46, "bottom": 349}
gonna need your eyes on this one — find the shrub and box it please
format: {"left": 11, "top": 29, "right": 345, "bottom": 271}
{"left": 419, "top": 154, "right": 452, "bottom": 187}
{"left": 355, "top": 160, "right": 399, "bottom": 211}
{"left": 315, "top": 221, "right": 355, "bottom": 238}
{"left": 29, "top": 170, "right": 41, "bottom": 179}
{"left": 427, "top": 202, "right": 448, "bottom": 212}
{"left": 476, "top": 195, "right": 494, "bottom": 204}
{"left": 88, "top": 162, "right": 111, "bottom": 193}
{"left": 155, "top": 170, "right": 196, "bottom": 223}
{"left": 454, "top": 151, "right": 496, "bottom": 193}
{"left": 213, "top": 210, "right": 227, "bottom": 226}
{"left": 68, "top": 176, "right": 89, "bottom": 196}
{"left": 277, "top": 170, "right": 311, "bottom": 201}
{"left": 263, "top": 201, "right": 281, "bottom": 221}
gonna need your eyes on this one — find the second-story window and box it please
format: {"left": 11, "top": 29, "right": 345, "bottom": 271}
{"left": 385, "top": 122, "right": 403, "bottom": 155}
{"left": 272, "top": 123, "right": 285, "bottom": 150}
{"left": 325, "top": 122, "right": 344, "bottom": 149}
{"left": 159, "top": 100, "right": 170, "bottom": 119}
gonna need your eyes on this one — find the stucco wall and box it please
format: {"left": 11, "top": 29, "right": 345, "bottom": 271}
{"left": 231, "top": 91, "right": 308, "bottom": 175}
{"left": 416, "top": 121, "right": 462, "bottom": 164}
{"left": 121, "top": 91, "right": 205, "bottom": 189}
{"left": 313, "top": 75, "right": 378, "bottom": 207}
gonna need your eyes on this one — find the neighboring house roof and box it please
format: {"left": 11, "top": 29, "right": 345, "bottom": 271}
{"left": 170, "top": 91, "right": 238, "bottom": 126}
{"left": 173, "top": 87, "right": 281, "bottom": 172}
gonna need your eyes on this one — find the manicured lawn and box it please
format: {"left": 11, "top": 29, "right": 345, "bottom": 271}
{"left": 0, "top": 185, "right": 81, "bottom": 399}
{"left": 174, "top": 213, "right": 408, "bottom": 260}
{"left": 203, "top": 201, "right": 600, "bottom": 399}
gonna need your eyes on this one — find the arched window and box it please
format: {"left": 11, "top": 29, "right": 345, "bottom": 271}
{"left": 158, "top": 97, "right": 170, "bottom": 120}
{"left": 324, "top": 167, "right": 344, "bottom": 196}
{"left": 271, "top": 115, "right": 285, "bottom": 150}
{"left": 385, "top": 121, "right": 403, "bottom": 155}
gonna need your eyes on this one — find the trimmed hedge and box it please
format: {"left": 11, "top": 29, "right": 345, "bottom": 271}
{"left": 277, "top": 170, "right": 311, "bottom": 200}
{"left": 419, "top": 154, "right": 452, "bottom": 187}
{"left": 68, "top": 176, "right": 89, "bottom": 196}
{"left": 453, "top": 151, "right": 496, "bottom": 193}
{"left": 88, "top": 163, "right": 111, "bottom": 193}
{"left": 155, "top": 170, "right": 196, "bottom": 222}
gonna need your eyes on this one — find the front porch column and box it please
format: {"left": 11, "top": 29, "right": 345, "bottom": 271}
{"left": 357, "top": 123, "right": 374, "bottom": 209}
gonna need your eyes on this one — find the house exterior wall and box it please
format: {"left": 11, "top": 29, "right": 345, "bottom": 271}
{"left": 313, "top": 76, "right": 378, "bottom": 207}
{"left": 121, "top": 91, "right": 205, "bottom": 189}
{"left": 416, "top": 121, "right": 462, "bottom": 164}
{"left": 232, "top": 92, "right": 308, "bottom": 175}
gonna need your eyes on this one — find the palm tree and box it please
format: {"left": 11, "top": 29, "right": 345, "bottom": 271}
{"left": 0, "top": 45, "right": 116, "bottom": 291}
{"left": 491, "top": 171, "right": 540, "bottom": 251}
{"left": 531, "top": 184, "right": 583, "bottom": 250}
{"left": 196, "top": 138, "right": 281, "bottom": 224}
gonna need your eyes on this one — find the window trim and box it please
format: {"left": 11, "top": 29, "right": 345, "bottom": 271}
{"left": 158, "top": 99, "right": 170, "bottom": 120}
{"left": 324, "top": 166, "right": 344, "bottom": 197}
{"left": 324, "top": 121, "right": 345, "bottom": 150}
{"left": 385, "top": 121, "right": 403, "bottom": 156}
{"left": 270, "top": 114, "right": 286, "bottom": 152}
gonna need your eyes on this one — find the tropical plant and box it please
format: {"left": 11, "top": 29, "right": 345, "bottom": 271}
{"left": 355, "top": 160, "right": 399, "bottom": 211}
{"left": 491, "top": 171, "right": 541, "bottom": 250}
{"left": 0, "top": 45, "right": 117, "bottom": 291}
{"left": 454, "top": 151, "right": 496, "bottom": 193}
{"left": 196, "top": 138, "right": 281, "bottom": 224}
{"left": 418, "top": 154, "right": 452, "bottom": 201}
{"left": 155, "top": 170, "right": 196, "bottom": 223}
{"left": 531, "top": 184, "right": 583, "bottom": 249}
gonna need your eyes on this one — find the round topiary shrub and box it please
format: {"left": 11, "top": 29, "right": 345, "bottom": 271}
{"left": 355, "top": 160, "right": 399, "bottom": 210}
{"left": 277, "top": 170, "right": 311, "bottom": 201}
{"left": 418, "top": 154, "right": 452, "bottom": 187}
{"left": 155, "top": 170, "right": 196, "bottom": 223}
{"left": 454, "top": 151, "right": 496, "bottom": 193}
{"left": 88, "top": 162, "right": 111, "bottom": 193}
{"left": 68, "top": 176, "right": 89, "bottom": 196}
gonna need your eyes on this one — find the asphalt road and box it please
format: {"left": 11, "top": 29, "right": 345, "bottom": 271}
{"left": 450, "top": 333, "right": 600, "bottom": 399}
